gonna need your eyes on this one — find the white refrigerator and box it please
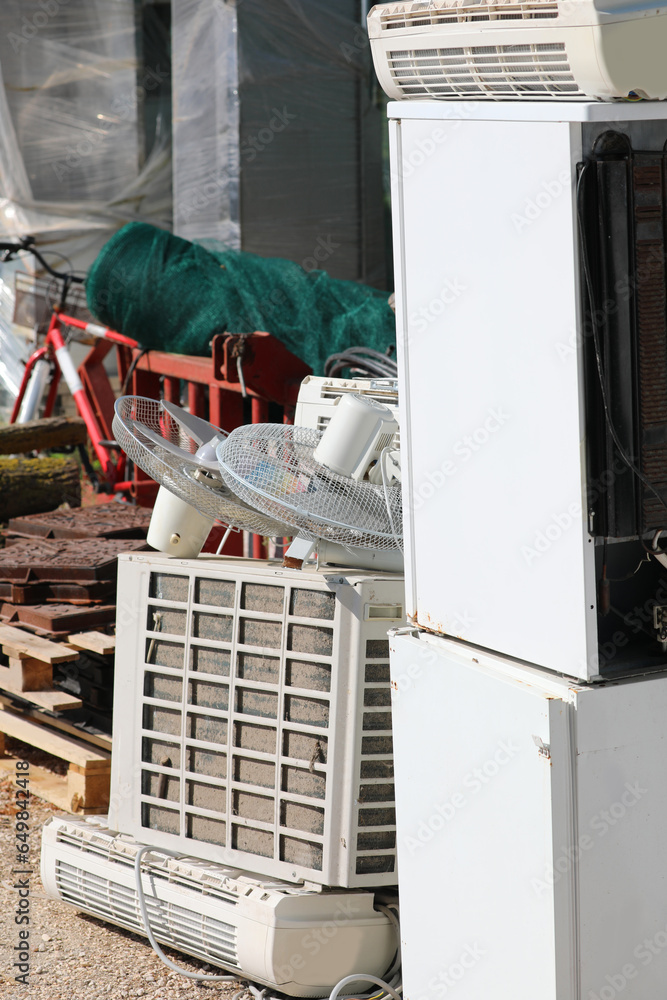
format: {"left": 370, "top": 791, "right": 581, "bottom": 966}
{"left": 388, "top": 100, "right": 667, "bottom": 999}
{"left": 389, "top": 100, "right": 667, "bottom": 682}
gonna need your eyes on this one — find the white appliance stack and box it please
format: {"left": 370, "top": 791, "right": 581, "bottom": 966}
{"left": 386, "top": 101, "right": 667, "bottom": 998}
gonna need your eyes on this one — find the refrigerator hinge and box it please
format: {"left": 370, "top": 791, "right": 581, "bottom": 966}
{"left": 533, "top": 735, "right": 551, "bottom": 760}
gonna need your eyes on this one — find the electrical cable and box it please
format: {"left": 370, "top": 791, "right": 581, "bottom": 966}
{"left": 325, "top": 347, "right": 398, "bottom": 379}
{"left": 120, "top": 347, "right": 150, "bottom": 396}
{"left": 603, "top": 548, "right": 650, "bottom": 582}
{"left": 576, "top": 162, "right": 667, "bottom": 527}
{"left": 374, "top": 903, "right": 401, "bottom": 981}
{"left": 133, "top": 845, "right": 241, "bottom": 982}
{"left": 379, "top": 446, "right": 403, "bottom": 553}
{"left": 328, "top": 975, "right": 402, "bottom": 1000}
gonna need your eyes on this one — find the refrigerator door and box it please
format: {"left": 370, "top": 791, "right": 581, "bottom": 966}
{"left": 389, "top": 629, "right": 577, "bottom": 1000}
{"left": 390, "top": 629, "right": 667, "bottom": 1000}
{"left": 389, "top": 108, "right": 597, "bottom": 680}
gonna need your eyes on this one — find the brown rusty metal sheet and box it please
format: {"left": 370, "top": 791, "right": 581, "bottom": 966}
{"left": 0, "top": 538, "right": 148, "bottom": 583}
{"left": 7, "top": 504, "right": 152, "bottom": 540}
{"left": 0, "top": 602, "right": 117, "bottom": 633}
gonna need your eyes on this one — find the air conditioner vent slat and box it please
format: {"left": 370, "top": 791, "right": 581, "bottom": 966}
{"left": 386, "top": 41, "right": 582, "bottom": 98}
{"left": 55, "top": 861, "right": 240, "bottom": 963}
{"left": 378, "top": 0, "right": 559, "bottom": 29}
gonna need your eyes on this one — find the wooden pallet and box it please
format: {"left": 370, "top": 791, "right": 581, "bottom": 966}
{"left": 0, "top": 691, "right": 112, "bottom": 752}
{"left": 67, "top": 630, "right": 116, "bottom": 656}
{"left": 0, "top": 707, "right": 111, "bottom": 813}
{"left": 0, "top": 623, "right": 84, "bottom": 712}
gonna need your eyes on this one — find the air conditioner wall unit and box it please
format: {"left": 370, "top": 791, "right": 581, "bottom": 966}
{"left": 295, "top": 376, "right": 401, "bottom": 473}
{"left": 41, "top": 816, "right": 396, "bottom": 998}
{"left": 110, "top": 553, "right": 404, "bottom": 888}
{"left": 368, "top": 0, "right": 667, "bottom": 102}
{"left": 295, "top": 376, "right": 399, "bottom": 435}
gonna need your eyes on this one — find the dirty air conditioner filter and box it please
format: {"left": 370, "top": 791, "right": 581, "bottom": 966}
{"left": 109, "top": 553, "right": 405, "bottom": 888}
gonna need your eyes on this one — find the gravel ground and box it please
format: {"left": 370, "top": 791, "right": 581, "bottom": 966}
{"left": 0, "top": 775, "right": 244, "bottom": 1000}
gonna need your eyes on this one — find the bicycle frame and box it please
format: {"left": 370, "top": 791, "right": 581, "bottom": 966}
{"left": 11, "top": 308, "right": 138, "bottom": 490}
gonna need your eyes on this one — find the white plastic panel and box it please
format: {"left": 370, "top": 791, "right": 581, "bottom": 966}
{"left": 391, "top": 111, "right": 598, "bottom": 678}
{"left": 387, "top": 101, "right": 667, "bottom": 122}
{"left": 389, "top": 630, "right": 667, "bottom": 999}
{"left": 389, "top": 631, "right": 573, "bottom": 1000}
{"left": 573, "top": 680, "right": 667, "bottom": 998}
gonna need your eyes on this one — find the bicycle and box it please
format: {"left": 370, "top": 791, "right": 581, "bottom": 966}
{"left": 1, "top": 236, "right": 139, "bottom": 493}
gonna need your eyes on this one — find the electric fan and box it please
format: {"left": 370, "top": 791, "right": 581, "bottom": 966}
{"left": 216, "top": 394, "right": 403, "bottom": 554}
{"left": 113, "top": 397, "right": 289, "bottom": 557}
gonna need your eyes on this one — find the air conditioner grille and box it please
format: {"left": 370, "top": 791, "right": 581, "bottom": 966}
{"left": 388, "top": 42, "right": 583, "bottom": 98}
{"left": 378, "top": 0, "right": 559, "bottom": 28}
{"left": 55, "top": 860, "right": 240, "bottom": 966}
{"left": 113, "top": 559, "right": 402, "bottom": 886}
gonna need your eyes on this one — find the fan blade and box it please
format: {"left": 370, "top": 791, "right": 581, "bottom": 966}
{"left": 162, "top": 401, "right": 226, "bottom": 448}
{"left": 129, "top": 420, "right": 220, "bottom": 474}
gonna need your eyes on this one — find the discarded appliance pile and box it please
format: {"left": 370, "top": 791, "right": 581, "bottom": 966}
{"left": 40, "top": 375, "right": 405, "bottom": 999}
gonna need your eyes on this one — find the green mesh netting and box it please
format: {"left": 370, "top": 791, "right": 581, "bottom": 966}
{"left": 85, "top": 222, "right": 396, "bottom": 375}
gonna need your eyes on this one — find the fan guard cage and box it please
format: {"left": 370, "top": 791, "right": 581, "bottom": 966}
{"left": 217, "top": 424, "right": 403, "bottom": 551}
{"left": 113, "top": 397, "right": 288, "bottom": 538}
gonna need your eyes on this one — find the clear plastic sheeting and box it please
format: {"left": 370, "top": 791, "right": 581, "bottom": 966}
{"left": 171, "top": 0, "right": 240, "bottom": 248}
{"left": 0, "top": 1, "right": 172, "bottom": 275}
{"left": 0, "top": 260, "right": 30, "bottom": 423}
{"left": 172, "top": 0, "right": 387, "bottom": 287}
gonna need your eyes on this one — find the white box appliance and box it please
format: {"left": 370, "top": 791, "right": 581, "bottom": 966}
{"left": 390, "top": 101, "right": 667, "bottom": 682}
{"left": 295, "top": 376, "right": 399, "bottom": 439}
{"left": 389, "top": 627, "right": 667, "bottom": 1000}
{"left": 368, "top": 0, "right": 667, "bottom": 102}
{"left": 110, "top": 553, "right": 404, "bottom": 887}
{"left": 41, "top": 815, "right": 396, "bottom": 998}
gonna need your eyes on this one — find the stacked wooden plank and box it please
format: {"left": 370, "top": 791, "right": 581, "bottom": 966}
{"left": 0, "top": 504, "right": 152, "bottom": 809}
{"left": 0, "top": 626, "right": 114, "bottom": 813}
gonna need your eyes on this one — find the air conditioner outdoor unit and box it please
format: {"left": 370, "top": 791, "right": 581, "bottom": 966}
{"left": 41, "top": 816, "right": 397, "bottom": 998}
{"left": 295, "top": 377, "right": 399, "bottom": 441}
{"left": 110, "top": 553, "right": 404, "bottom": 887}
{"left": 368, "top": 0, "right": 667, "bottom": 102}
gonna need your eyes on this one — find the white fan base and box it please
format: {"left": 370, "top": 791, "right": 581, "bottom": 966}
{"left": 147, "top": 486, "right": 215, "bottom": 558}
